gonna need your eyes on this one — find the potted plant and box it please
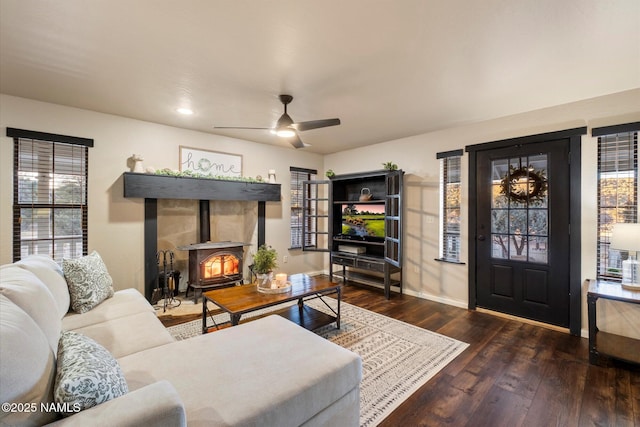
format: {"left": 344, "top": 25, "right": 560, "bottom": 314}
{"left": 252, "top": 244, "right": 278, "bottom": 285}
{"left": 382, "top": 161, "right": 398, "bottom": 171}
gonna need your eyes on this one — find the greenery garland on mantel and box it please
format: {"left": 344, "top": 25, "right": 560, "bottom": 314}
{"left": 152, "top": 168, "right": 273, "bottom": 184}
{"left": 500, "top": 165, "right": 548, "bottom": 203}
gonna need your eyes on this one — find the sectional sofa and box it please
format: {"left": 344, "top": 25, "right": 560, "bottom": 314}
{"left": 0, "top": 254, "right": 362, "bottom": 426}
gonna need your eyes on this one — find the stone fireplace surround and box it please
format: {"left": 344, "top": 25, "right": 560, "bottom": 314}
{"left": 123, "top": 172, "right": 281, "bottom": 300}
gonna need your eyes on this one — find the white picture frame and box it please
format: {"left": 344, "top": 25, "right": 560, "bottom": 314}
{"left": 179, "top": 146, "right": 242, "bottom": 178}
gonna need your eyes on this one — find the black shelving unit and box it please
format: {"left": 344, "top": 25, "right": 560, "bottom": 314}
{"left": 326, "top": 169, "right": 404, "bottom": 299}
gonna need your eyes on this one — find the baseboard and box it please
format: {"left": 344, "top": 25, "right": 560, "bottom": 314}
{"left": 403, "top": 289, "right": 468, "bottom": 309}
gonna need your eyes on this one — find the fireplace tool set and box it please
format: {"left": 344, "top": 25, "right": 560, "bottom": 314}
{"left": 153, "top": 250, "right": 181, "bottom": 312}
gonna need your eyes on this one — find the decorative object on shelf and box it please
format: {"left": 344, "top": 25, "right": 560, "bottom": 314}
{"left": 268, "top": 169, "right": 276, "bottom": 183}
{"left": 252, "top": 244, "right": 278, "bottom": 287}
{"left": 610, "top": 223, "right": 640, "bottom": 290}
{"left": 382, "top": 162, "right": 398, "bottom": 171}
{"left": 130, "top": 154, "right": 144, "bottom": 172}
{"left": 325, "top": 169, "right": 335, "bottom": 178}
{"left": 359, "top": 188, "right": 373, "bottom": 201}
{"left": 179, "top": 145, "right": 242, "bottom": 178}
{"left": 153, "top": 168, "right": 262, "bottom": 182}
{"left": 500, "top": 164, "right": 547, "bottom": 203}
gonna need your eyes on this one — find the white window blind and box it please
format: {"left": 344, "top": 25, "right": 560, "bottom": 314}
{"left": 290, "top": 167, "right": 317, "bottom": 248}
{"left": 438, "top": 150, "right": 463, "bottom": 262}
{"left": 9, "top": 128, "right": 92, "bottom": 262}
{"left": 595, "top": 125, "right": 638, "bottom": 280}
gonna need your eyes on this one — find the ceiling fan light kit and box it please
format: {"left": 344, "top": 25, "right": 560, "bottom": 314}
{"left": 214, "top": 94, "right": 341, "bottom": 148}
{"left": 276, "top": 129, "right": 296, "bottom": 138}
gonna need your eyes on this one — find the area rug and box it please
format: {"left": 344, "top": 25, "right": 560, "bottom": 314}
{"left": 166, "top": 298, "right": 468, "bottom": 427}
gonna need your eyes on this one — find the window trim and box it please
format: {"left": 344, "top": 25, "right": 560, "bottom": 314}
{"left": 436, "top": 149, "right": 464, "bottom": 264}
{"left": 593, "top": 123, "right": 639, "bottom": 281}
{"left": 9, "top": 128, "right": 92, "bottom": 262}
{"left": 289, "top": 167, "right": 318, "bottom": 249}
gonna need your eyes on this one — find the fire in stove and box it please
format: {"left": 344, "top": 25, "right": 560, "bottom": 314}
{"left": 202, "top": 253, "right": 240, "bottom": 279}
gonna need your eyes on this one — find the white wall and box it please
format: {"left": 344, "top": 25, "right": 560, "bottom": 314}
{"left": 0, "top": 94, "right": 326, "bottom": 292}
{"left": 324, "top": 88, "right": 640, "bottom": 338}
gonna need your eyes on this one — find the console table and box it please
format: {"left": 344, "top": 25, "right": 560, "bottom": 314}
{"left": 587, "top": 279, "right": 640, "bottom": 365}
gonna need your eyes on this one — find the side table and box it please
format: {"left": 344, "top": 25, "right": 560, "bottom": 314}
{"left": 587, "top": 279, "right": 640, "bottom": 365}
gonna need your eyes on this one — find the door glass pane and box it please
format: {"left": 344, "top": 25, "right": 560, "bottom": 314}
{"left": 491, "top": 234, "right": 509, "bottom": 259}
{"left": 509, "top": 209, "right": 527, "bottom": 234}
{"left": 528, "top": 236, "right": 548, "bottom": 264}
{"left": 509, "top": 235, "right": 528, "bottom": 260}
{"left": 491, "top": 210, "right": 508, "bottom": 233}
{"left": 491, "top": 154, "right": 549, "bottom": 264}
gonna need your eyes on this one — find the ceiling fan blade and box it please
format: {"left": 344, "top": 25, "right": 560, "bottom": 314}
{"left": 289, "top": 133, "right": 305, "bottom": 149}
{"left": 213, "top": 126, "right": 271, "bottom": 130}
{"left": 293, "top": 118, "right": 341, "bottom": 132}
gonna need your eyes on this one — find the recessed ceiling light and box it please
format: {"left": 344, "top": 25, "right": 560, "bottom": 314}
{"left": 177, "top": 107, "right": 193, "bottom": 115}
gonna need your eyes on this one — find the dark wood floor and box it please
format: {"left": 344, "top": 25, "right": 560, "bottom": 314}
{"left": 340, "top": 283, "right": 640, "bottom": 427}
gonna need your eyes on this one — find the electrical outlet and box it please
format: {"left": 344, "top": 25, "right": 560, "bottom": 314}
{"left": 413, "top": 265, "right": 419, "bottom": 273}
{"left": 283, "top": 256, "right": 288, "bottom": 263}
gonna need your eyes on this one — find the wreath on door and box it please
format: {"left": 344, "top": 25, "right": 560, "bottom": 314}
{"left": 500, "top": 165, "right": 547, "bottom": 203}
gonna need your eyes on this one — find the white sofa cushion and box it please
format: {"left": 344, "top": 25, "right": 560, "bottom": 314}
{"left": 63, "top": 251, "right": 114, "bottom": 314}
{"left": 118, "top": 315, "right": 362, "bottom": 426}
{"left": 16, "top": 254, "right": 70, "bottom": 318}
{"left": 0, "top": 264, "right": 62, "bottom": 352}
{"left": 0, "top": 295, "right": 57, "bottom": 426}
{"left": 62, "top": 288, "right": 155, "bottom": 331}
{"left": 71, "top": 311, "right": 175, "bottom": 358}
{"left": 54, "top": 331, "right": 129, "bottom": 416}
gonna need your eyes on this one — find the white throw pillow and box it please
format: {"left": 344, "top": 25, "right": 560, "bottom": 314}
{"left": 63, "top": 251, "right": 114, "bottom": 313}
{"left": 54, "top": 330, "right": 128, "bottom": 416}
{"left": 17, "top": 254, "right": 71, "bottom": 317}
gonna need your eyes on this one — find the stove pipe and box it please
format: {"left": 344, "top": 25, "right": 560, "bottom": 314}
{"left": 199, "top": 200, "right": 210, "bottom": 243}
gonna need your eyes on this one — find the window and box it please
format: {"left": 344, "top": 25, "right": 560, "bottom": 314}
{"left": 9, "top": 128, "right": 93, "bottom": 263}
{"left": 438, "top": 150, "right": 463, "bottom": 262}
{"left": 594, "top": 123, "right": 639, "bottom": 280}
{"left": 290, "top": 167, "right": 317, "bottom": 249}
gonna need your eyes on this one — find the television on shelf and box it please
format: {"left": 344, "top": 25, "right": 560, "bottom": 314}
{"left": 340, "top": 204, "right": 385, "bottom": 241}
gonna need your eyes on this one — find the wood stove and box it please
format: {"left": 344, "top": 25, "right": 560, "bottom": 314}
{"left": 178, "top": 241, "right": 251, "bottom": 302}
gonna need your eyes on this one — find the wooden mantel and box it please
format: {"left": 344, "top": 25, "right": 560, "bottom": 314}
{"left": 123, "top": 172, "right": 281, "bottom": 201}
{"left": 122, "top": 172, "right": 282, "bottom": 300}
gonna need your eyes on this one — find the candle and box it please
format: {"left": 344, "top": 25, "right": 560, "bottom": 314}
{"left": 275, "top": 273, "right": 287, "bottom": 287}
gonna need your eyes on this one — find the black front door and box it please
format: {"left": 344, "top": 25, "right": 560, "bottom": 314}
{"left": 475, "top": 140, "right": 571, "bottom": 327}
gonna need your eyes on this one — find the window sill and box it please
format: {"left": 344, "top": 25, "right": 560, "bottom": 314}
{"left": 434, "top": 258, "right": 466, "bottom": 265}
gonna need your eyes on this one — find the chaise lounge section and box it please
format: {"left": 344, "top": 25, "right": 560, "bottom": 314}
{"left": 0, "top": 254, "right": 362, "bottom": 426}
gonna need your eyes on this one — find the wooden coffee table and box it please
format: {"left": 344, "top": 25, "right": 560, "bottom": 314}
{"left": 201, "top": 274, "right": 341, "bottom": 334}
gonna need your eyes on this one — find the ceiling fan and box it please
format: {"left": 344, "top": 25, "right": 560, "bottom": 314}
{"left": 214, "top": 94, "right": 340, "bottom": 148}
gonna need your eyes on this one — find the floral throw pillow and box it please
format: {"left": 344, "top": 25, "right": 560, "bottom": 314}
{"left": 54, "top": 330, "right": 128, "bottom": 416}
{"left": 63, "top": 251, "right": 114, "bottom": 313}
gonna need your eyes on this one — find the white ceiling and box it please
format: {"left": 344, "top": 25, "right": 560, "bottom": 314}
{"left": 1, "top": 0, "right": 639, "bottom": 154}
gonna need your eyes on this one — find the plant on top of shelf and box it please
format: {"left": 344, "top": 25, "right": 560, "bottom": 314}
{"left": 153, "top": 168, "right": 264, "bottom": 183}
{"left": 382, "top": 162, "right": 398, "bottom": 171}
{"left": 252, "top": 244, "right": 278, "bottom": 274}
{"left": 325, "top": 169, "right": 336, "bottom": 178}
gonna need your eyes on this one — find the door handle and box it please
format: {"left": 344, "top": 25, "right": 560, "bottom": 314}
{"left": 477, "top": 235, "right": 486, "bottom": 241}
